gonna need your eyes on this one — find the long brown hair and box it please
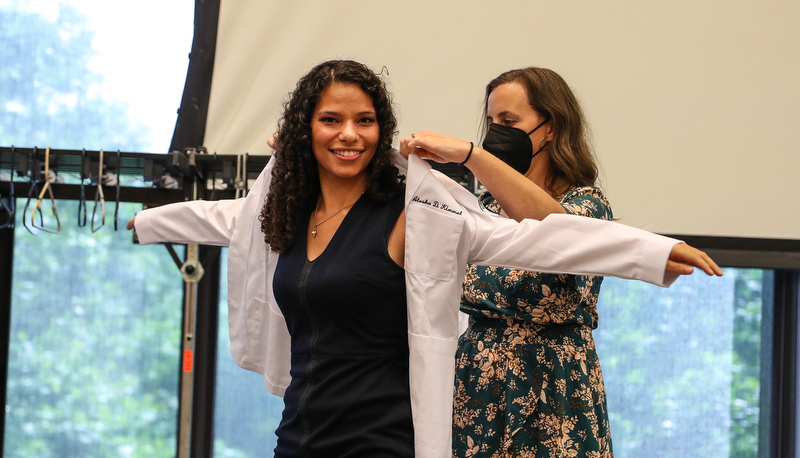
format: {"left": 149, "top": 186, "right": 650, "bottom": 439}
{"left": 259, "top": 60, "right": 404, "bottom": 253}
{"left": 482, "top": 67, "right": 598, "bottom": 196}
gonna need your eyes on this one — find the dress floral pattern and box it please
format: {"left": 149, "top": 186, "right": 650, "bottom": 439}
{"left": 454, "top": 186, "right": 614, "bottom": 458}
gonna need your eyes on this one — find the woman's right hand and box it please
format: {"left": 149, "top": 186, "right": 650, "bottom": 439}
{"left": 401, "top": 130, "right": 565, "bottom": 221}
{"left": 399, "top": 130, "right": 473, "bottom": 163}
{"left": 666, "top": 243, "right": 723, "bottom": 276}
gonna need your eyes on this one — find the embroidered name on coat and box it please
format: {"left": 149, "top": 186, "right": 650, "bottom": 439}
{"left": 412, "top": 195, "right": 463, "bottom": 215}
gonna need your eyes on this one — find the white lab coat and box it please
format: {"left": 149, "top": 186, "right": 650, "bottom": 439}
{"left": 135, "top": 153, "right": 679, "bottom": 458}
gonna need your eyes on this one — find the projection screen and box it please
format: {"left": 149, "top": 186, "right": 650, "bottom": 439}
{"left": 202, "top": 0, "right": 800, "bottom": 241}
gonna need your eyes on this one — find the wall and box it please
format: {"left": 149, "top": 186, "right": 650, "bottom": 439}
{"left": 204, "top": 0, "right": 800, "bottom": 239}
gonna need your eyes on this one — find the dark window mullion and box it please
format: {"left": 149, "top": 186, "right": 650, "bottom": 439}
{"left": 770, "top": 269, "right": 799, "bottom": 458}
{"left": 0, "top": 215, "right": 14, "bottom": 457}
{"left": 189, "top": 245, "right": 221, "bottom": 458}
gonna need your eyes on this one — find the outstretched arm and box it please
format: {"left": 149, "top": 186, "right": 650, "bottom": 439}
{"left": 401, "top": 134, "right": 724, "bottom": 280}
{"left": 126, "top": 199, "right": 244, "bottom": 246}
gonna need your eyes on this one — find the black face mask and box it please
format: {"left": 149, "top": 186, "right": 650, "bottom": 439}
{"left": 482, "top": 118, "right": 549, "bottom": 174}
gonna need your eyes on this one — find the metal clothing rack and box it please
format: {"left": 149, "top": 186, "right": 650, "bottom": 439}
{"left": 0, "top": 146, "right": 270, "bottom": 208}
{"left": 0, "top": 145, "right": 270, "bottom": 458}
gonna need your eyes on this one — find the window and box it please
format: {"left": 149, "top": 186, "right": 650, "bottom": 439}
{"left": 1, "top": 0, "right": 192, "bottom": 152}
{"left": 213, "top": 249, "right": 284, "bottom": 456}
{"left": 2, "top": 1, "right": 193, "bottom": 455}
{"left": 4, "top": 202, "right": 184, "bottom": 456}
{"left": 595, "top": 268, "right": 772, "bottom": 457}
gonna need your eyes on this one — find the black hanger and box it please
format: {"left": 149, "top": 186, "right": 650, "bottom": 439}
{"left": 78, "top": 149, "right": 88, "bottom": 227}
{"left": 210, "top": 151, "right": 218, "bottom": 201}
{"left": 113, "top": 149, "right": 121, "bottom": 230}
{"left": 0, "top": 146, "right": 15, "bottom": 230}
{"left": 22, "top": 146, "right": 43, "bottom": 235}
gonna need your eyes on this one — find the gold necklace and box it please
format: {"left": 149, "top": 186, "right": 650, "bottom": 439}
{"left": 311, "top": 196, "right": 360, "bottom": 238}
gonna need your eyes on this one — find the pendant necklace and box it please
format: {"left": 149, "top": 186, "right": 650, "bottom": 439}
{"left": 311, "top": 194, "right": 361, "bottom": 238}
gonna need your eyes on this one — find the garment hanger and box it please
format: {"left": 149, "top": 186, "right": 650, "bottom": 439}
{"left": 91, "top": 148, "right": 105, "bottom": 232}
{"left": 22, "top": 146, "right": 43, "bottom": 235}
{"left": 242, "top": 152, "right": 248, "bottom": 196}
{"left": 113, "top": 149, "right": 121, "bottom": 230}
{"left": 234, "top": 153, "right": 242, "bottom": 198}
{"left": 234, "top": 152, "right": 248, "bottom": 198}
{"left": 30, "top": 146, "right": 61, "bottom": 234}
{"left": 209, "top": 151, "right": 218, "bottom": 201}
{"left": 77, "top": 149, "right": 88, "bottom": 227}
{"left": 0, "top": 146, "right": 15, "bottom": 230}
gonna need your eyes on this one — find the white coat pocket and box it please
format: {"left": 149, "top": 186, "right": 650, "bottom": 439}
{"left": 405, "top": 203, "right": 464, "bottom": 281}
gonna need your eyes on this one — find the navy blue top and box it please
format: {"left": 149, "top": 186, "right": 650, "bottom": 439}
{"left": 272, "top": 193, "right": 412, "bottom": 458}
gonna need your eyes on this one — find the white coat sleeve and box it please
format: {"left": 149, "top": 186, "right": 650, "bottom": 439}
{"left": 134, "top": 198, "right": 245, "bottom": 247}
{"left": 405, "top": 156, "right": 681, "bottom": 288}
{"left": 465, "top": 205, "right": 680, "bottom": 287}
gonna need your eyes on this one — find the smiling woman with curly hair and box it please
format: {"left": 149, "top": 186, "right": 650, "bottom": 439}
{"left": 258, "top": 59, "right": 415, "bottom": 457}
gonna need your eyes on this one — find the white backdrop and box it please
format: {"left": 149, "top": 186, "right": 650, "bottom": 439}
{"left": 203, "top": 0, "right": 800, "bottom": 240}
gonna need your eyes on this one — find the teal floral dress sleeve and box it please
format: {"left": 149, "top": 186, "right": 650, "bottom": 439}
{"left": 453, "top": 186, "right": 615, "bottom": 458}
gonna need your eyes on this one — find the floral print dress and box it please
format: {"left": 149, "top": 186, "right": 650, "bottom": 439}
{"left": 453, "top": 186, "right": 614, "bottom": 458}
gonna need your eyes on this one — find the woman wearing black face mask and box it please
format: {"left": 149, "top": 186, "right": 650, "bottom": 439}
{"left": 402, "top": 68, "right": 618, "bottom": 457}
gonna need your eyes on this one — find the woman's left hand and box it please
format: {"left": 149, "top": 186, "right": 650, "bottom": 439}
{"left": 666, "top": 243, "right": 724, "bottom": 276}
{"left": 267, "top": 132, "right": 279, "bottom": 150}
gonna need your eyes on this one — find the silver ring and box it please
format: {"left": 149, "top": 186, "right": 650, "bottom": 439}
{"left": 411, "top": 132, "right": 416, "bottom": 139}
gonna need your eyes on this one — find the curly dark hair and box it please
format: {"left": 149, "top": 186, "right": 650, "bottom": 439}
{"left": 259, "top": 60, "right": 404, "bottom": 253}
